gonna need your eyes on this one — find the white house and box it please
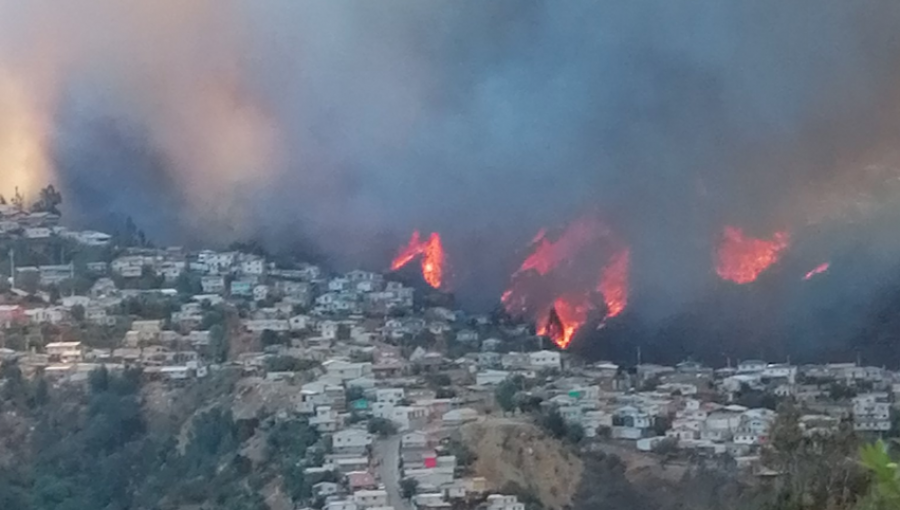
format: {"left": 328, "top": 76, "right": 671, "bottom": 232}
{"left": 486, "top": 495, "right": 525, "bottom": 510}
{"left": 376, "top": 388, "right": 405, "bottom": 405}
{"left": 476, "top": 369, "right": 510, "bottom": 386}
{"left": 353, "top": 490, "right": 388, "bottom": 509}
{"left": 332, "top": 429, "right": 373, "bottom": 455}
{"left": 290, "top": 314, "right": 311, "bottom": 331}
{"left": 853, "top": 393, "right": 892, "bottom": 432}
{"left": 528, "top": 350, "right": 561, "bottom": 370}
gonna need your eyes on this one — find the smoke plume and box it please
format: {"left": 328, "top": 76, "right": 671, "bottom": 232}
{"left": 4, "top": 1, "right": 900, "bottom": 326}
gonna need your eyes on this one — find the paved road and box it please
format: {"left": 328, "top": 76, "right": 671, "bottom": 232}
{"left": 373, "top": 434, "right": 412, "bottom": 510}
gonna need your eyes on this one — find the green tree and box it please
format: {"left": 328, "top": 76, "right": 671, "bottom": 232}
{"left": 70, "top": 304, "right": 85, "bottom": 322}
{"left": 209, "top": 324, "right": 228, "bottom": 363}
{"left": 566, "top": 422, "right": 585, "bottom": 445}
{"left": 858, "top": 440, "right": 900, "bottom": 509}
{"left": 540, "top": 409, "right": 567, "bottom": 439}
{"left": 368, "top": 418, "right": 397, "bottom": 437}
{"left": 495, "top": 378, "right": 518, "bottom": 414}
{"left": 400, "top": 478, "right": 419, "bottom": 499}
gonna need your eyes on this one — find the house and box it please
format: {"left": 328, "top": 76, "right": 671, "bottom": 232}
{"left": 413, "top": 493, "right": 449, "bottom": 510}
{"left": 253, "top": 285, "right": 269, "bottom": 302}
{"left": 476, "top": 370, "right": 510, "bottom": 386}
{"left": 332, "top": 429, "right": 373, "bottom": 455}
{"left": 529, "top": 350, "right": 561, "bottom": 370}
{"left": 314, "top": 482, "right": 340, "bottom": 497}
{"left": 241, "top": 257, "right": 266, "bottom": 276}
{"left": 45, "top": 342, "right": 83, "bottom": 364}
{"left": 323, "top": 360, "right": 372, "bottom": 381}
{"left": 352, "top": 489, "right": 388, "bottom": 509}
{"left": 373, "top": 403, "right": 427, "bottom": 431}
{"left": 456, "top": 329, "right": 479, "bottom": 344}
{"left": 486, "top": 495, "right": 525, "bottom": 510}
{"left": 244, "top": 319, "right": 290, "bottom": 333}
{"left": 442, "top": 408, "right": 478, "bottom": 427}
{"left": 375, "top": 388, "right": 405, "bottom": 405}
{"left": 320, "top": 320, "right": 340, "bottom": 339}
{"left": 325, "top": 500, "right": 358, "bottom": 510}
{"left": 290, "top": 314, "right": 311, "bottom": 331}
{"left": 201, "top": 275, "right": 226, "bottom": 294}
{"left": 853, "top": 393, "right": 892, "bottom": 432}
{"left": 230, "top": 280, "right": 254, "bottom": 297}
{"left": 310, "top": 406, "right": 340, "bottom": 433}
{"left": 347, "top": 471, "right": 377, "bottom": 491}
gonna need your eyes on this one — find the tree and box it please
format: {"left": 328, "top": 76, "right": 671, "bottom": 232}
{"left": 70, "top": 304, "right": 85, "bottom": 322}
{"left": 858, "top": 440, "right": 900, "bottom": 509}
{"left": 566, "top": 422, "right": 586, "bottom": 445}
{"left": 495, "top": 379, "right": 518, "bottom": 414}
{"left": 368, "top": 418, "right": 397, "bottom": 437}
{"left": 260, "top": 329, "right": 282, "bottom": 347}
{"left": 540, "top": 409, "right": 567, "bottom": 439}
{"left": 10, "top": 187, "right": 24, "bottom": 211}
{"left": 209, "top": 324, "right": 228, "bottom": 363}
{"left": 400, "top": 478, "right": 419, "bottom": 499}
{"left": 31, "top": 185, "right": 63, "bottom": 215}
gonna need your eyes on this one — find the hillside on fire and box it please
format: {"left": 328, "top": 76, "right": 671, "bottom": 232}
{"left": 7, "top": 1, "right": 900, "bottom": 509}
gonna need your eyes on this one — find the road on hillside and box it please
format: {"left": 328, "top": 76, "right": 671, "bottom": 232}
{"left": 373, "top": 434, "right": 412, "bottom": 510}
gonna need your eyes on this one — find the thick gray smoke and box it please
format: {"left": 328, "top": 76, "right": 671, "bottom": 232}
{"left": 4, "top": 1, "right": 900, "bottom": 308}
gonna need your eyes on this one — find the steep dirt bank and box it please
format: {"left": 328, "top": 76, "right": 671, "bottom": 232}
{"left": 461, "top": 418, "right": 583, "bottom": 510}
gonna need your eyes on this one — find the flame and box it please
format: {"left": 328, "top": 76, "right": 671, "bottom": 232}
{"left": 803, "top": 262, "right": 830, "bottom": 280}
{"left": 503, "top": 215, "right": 629, "bottom": 349}
{"left": 598, "top": 248, "right": 630, "bottom": 318}
{"left": 391, "top": 231, "right": 445, "bottom": 289}
{"left": 513, "top": 216, "right": 608, "bottom": 277}
{"left": 537, "top": 294, "right": 592, "bottom": 349}
{"left": 715, "top": 226, "right": 790, "bottom": 284}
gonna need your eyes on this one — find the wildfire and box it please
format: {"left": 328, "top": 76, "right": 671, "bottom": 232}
{"left": 803, "top": 262, "right": 830, "bottom": 281}
{"left": 598, "top": 248, "right": 630, "bottom": 318}
{"left": 513, "top": 216, "right": 608, "bottom": 277}
{"left": 502, "top": 215, "right": 629, "bottom": 349}
{"left": 391, "top": 231, "right": 445, "bottom": 289}
{"left": 715, "top": 226, "right": 790, "bottom": 284}
{"left": 537, "top": 294, "right": 593, "bottom": 349}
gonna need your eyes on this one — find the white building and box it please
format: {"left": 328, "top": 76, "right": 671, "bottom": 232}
{"left": 853, "top": 393, "right": 892, "bottom": 432}
{"left": 528, "top": 350, "right": 561, "bottom": 370}
{"left": 376, "top": 388, "right": 405, "bottom": 405}
{"left": 332, "top": 429, "right": 373, "bottom": 455}
{"left": 353, "top": 490, "right": 388, "bottom": 509}
{"left": 486, "top": 495, "right": 525, "bottom": 510}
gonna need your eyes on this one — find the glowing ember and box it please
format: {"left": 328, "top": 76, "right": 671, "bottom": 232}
{"left": 598, "top": 248, "right": 630, "bottom": 318}
{"left": 391, "top": 231, "right": 445, "bottom": 289}
{"left": 803, "top": 262, "right": 830, "bottom": 280}
{"left": 538, "top": 294, "right": 592, "bottom": 349}
{"left": 715, "top": 226, "right": 789, "bottom": 284}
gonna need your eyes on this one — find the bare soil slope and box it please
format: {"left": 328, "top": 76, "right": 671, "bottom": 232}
{"left": 461, "top": 418, "right": 583, "bottom": 510}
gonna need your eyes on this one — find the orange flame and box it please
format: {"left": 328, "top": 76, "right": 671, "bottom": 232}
{"left": 715, "top": 226, "right": 789, "bottom": 284}
{"left": 803, "top": 262, "right": 830, "bottom": 280}
{"left": 513, "top": 216, "right": 608, "bottom": 277}
{"left": 391, "top": 231, "right": 445, "bottom": 289}
{"left": 598, "top": 248, "right": 630, "bottom": 318}
{"left": 537, "top": 294, "right": 592, "bottom": 349}
{"left": 503, "top": 216, "right": 629, "bottom": 349}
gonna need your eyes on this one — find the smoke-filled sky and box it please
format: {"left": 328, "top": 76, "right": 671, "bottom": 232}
{"left": 3, "top": 0, "right": 900, "bottom": 307}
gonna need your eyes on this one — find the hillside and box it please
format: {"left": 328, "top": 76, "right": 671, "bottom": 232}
{"left": 461, "top": 418, "right": 583, "bottom": 510}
